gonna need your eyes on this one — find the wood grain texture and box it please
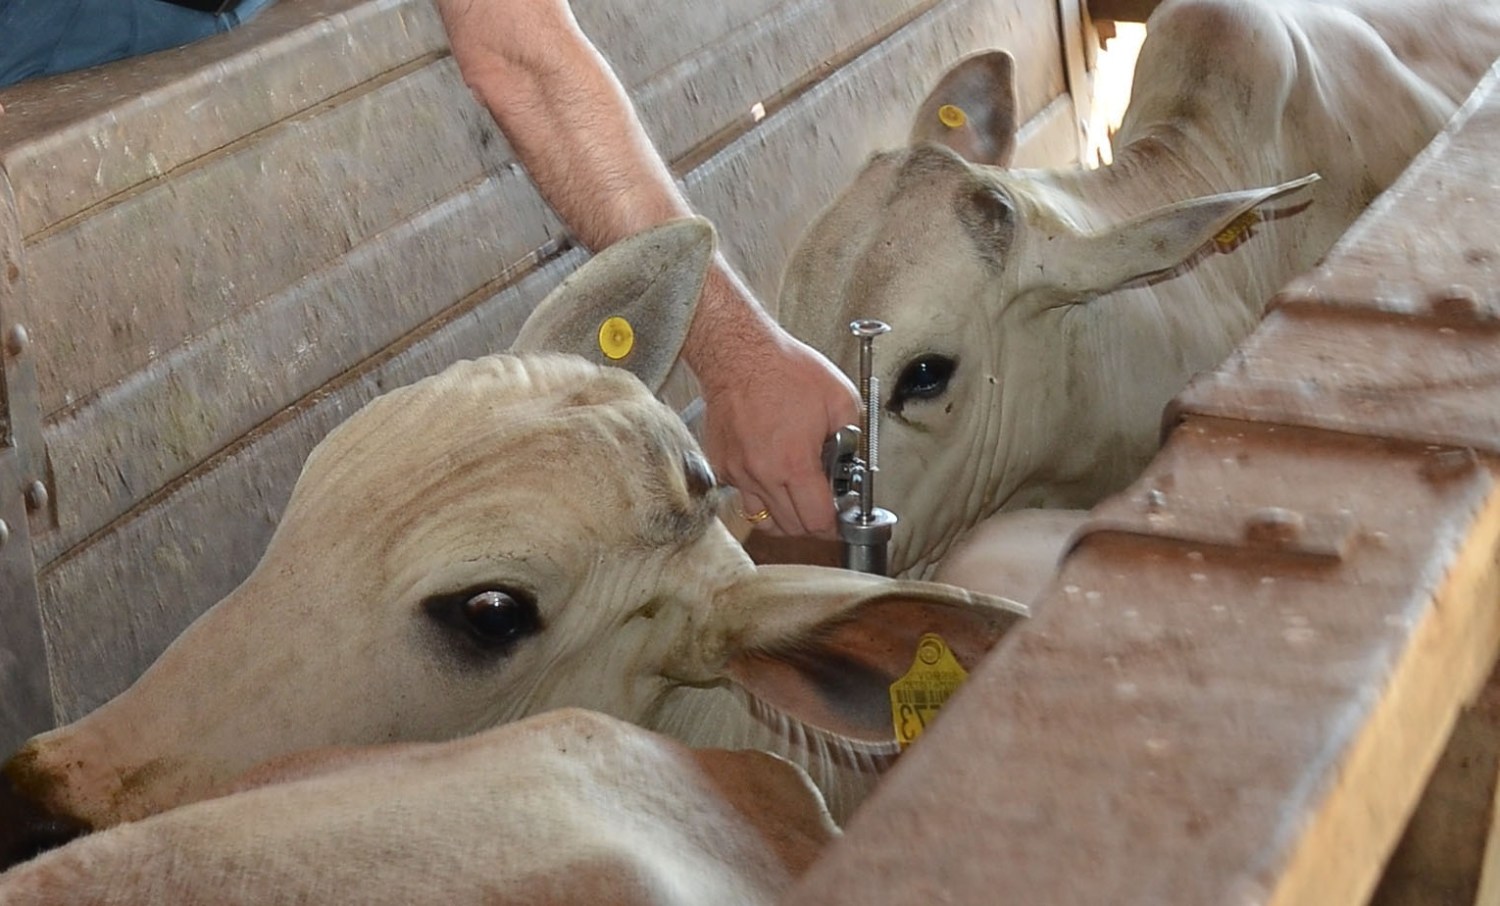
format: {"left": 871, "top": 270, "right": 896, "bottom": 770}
{"left": 1373, "top": 668, "right": 1500, "bottom": 906}
{"left": 35, "top": 162, "right": 561, "bottom": 565}
{"left": 0, "top": 177, "right": 52, "bottom": 755}
{"left": 0, "top": 0, "right": 449, "bottom": 238}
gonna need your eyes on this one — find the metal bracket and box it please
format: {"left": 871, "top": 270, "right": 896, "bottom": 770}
{"left": 0, "top": 175, "right": 55, "bottom": 750}
{"left": 822, "top": 425, "right": 862, "bottom": 498}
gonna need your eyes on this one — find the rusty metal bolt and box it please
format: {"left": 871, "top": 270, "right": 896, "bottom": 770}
{"left": 1420, "top": 447, "right": 1479, "bottom": 485}
{"left": 0, "top": 518, "right": 8, "bottom": 548}
{"left": 3, "top": 323, "right": 27, "bottom": 357}
{"left": 1244, "top": 507, "right": 1304, "bottom": 548}
{"left": 1427, "top": 285, "right": 1486, "bottom": 321}
{"left": 24, "top": 480, "right": 47, "bottom": 512}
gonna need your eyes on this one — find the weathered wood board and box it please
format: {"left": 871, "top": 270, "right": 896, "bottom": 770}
{"left": 1373, "top": 667, "right": 1500, "bottom": 905}
{"left": 787, "top": 57, "right": 1500, "bottom": 906}
{"left": 0, "top": 0, "right": 1080, "bottom": 730}
{"left": 0, "top": 178, "right": 51, "bottom": 746}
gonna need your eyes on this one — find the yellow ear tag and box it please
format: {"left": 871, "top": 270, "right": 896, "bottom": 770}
{"left": 937, "top": 104, "right": 968, "bottom": 129}
{"left": 890, "top": 633, "right": 969, "bottom": 749}
{"left": 598, "top": 316, "right": 635, "bottom": 361}
{"left": 1213, "top": 210, "right": 1260, "bottom": 254}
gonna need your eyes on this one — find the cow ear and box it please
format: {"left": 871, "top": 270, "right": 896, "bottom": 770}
{"left": 909, "top": 51, "right": 1018, "bottom": 166}
{"left": 510, "top": 218, "right": 715, "bottom": 395}
{"left": 704, "top": 565, "right": 1027, "bottom": 745}
{"left": 1047, "top": 173, "right": 1321, "bottom": 298}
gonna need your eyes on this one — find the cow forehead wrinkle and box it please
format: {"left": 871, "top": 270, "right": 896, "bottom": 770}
{"left": 365, "top": 403, "right": 697, "bottom": 555}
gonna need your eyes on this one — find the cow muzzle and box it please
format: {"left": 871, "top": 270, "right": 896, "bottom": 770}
{"left": 0, "top": 766, "right": 90, "bottom": 871}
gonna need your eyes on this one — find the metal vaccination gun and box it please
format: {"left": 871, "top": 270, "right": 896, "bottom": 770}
{"left": 821, "top": 319, "right": 897, "bottom": 576}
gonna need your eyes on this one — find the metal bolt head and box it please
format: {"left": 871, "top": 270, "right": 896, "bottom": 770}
{"left": 0, "top": 518, "right": 8, "bottom": 548}
{"left": 4, "top": 323, "right": 28, "bottom": 357}
{"left": 849, "top": 319, "right": 891, "bottom": 339}
{"left": 1244, "top": 507, "right": 1304, "bottom": 548}
{"left": 1427, "top": 285, "right": 1481, "bottom": 320}
{"left": 1421, "top": 447, "right": 1479, "bottom": 485}
{"left": 24, "top": 480, "right": 48, "bottom": 512}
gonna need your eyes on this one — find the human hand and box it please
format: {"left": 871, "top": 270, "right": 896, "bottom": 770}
{"left": 697, "top": 323, "right": 860, "bottom": 539}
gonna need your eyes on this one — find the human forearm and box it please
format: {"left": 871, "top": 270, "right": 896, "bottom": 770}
{"left": 438, "top": 0, "right": 768, "bottom": 359}
{"left": 435, "top": 0, "right": 858, "bottom": 536}
{"left": 437, "top": 0, "right": 689, "bottom": 248}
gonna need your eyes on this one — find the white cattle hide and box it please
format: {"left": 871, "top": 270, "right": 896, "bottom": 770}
{"left": 778, "top": 0, "right": 1500, "bottom": 577}
{"left": 0, "top": 709, "right": 838, "bottom": 905}
{"left": 0, "top": 222, "right": 1025, "bottom": 872}
{"left": 930, "top": 509, "right": 1086, "bottom": 603}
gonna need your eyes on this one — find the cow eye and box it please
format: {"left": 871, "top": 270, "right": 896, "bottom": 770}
{"left": 424, "top": 588, "right": 541, "bottom": 652}
{"left": 891, "top": 355, "right": 957, "bottom": 408}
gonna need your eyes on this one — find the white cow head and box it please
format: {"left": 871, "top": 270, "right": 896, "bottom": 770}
{"left": 779, "top": 51, "right": 1316, "bottom": 577}
{"left": 0, "top": 220, "right": 1023, "bottom": 866}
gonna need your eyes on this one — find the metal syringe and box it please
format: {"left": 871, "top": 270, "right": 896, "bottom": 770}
{"left": 831, "top": 319, "right": 897, "bottom": 575}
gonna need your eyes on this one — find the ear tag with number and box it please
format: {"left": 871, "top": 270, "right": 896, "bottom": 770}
{"left": 1213, "top": 210, "right": 1261, "bottom": 254}
{"left": 889, "top": 633, "right": 968, "bottom": 749}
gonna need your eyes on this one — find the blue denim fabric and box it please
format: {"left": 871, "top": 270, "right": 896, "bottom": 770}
{"left": 0, "top": 0, "right": 278, "bottom": 87}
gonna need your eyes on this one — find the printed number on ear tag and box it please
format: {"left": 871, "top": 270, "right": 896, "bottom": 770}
{"left": 889, "top": 633, "right": 969, "bottom": 749}
{"left": 598, "top": 316, "right": 635, "bottom": 361}
{"left": 1213, "top": 211, "right": 1260, "bottom": 254}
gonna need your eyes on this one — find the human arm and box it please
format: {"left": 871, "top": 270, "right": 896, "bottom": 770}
{"left": 434, "top": 0, "right": 859, "bottom": 536}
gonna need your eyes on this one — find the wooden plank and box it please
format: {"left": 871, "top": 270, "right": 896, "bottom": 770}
{"left": 38, "top": 252, "right": 577, "bottom": 722}
{"left": 1271, "top": 63, "right": 1500, "bottom": 320}
{"left": 0, "top": 446, "right": 49, "bottom": 755}
{"left": 35, "top": 166, "right": 562, "bottom": 565}
{"left": 1057, "top": 0, "right": 1093, "bottom": 160}
{"left": 0, "top": 0, "right": 450, "bottom": 238}
{"left": 0, "top": 175, "right": 53, "bottom": 754}
{"left": 1481, "top": 776, "right": 1500, "bottom": 906}
{"left": 574, "top": 0, "right": 781, "bottom": 86}
{"left": 1372, "top": 668, "right": 1500, "bottom": 905}
{"left": 0, "top": 0, "right": 781, "bottom": 237}
{"left": 786, "top": 420, "right": 1500, "bottom": 905}
{"left": 18, "top": 58, "right": 497, "bottom": 419}
{"left": 1014, "top": 87, "right": 1086, "bottom": 168}
{"left": 0, "top": 0, "right": 938, "bottom": 240}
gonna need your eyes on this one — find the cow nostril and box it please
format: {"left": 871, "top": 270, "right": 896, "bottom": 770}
{"left": 0, "top": 766, "right": 90, "bottom": 871}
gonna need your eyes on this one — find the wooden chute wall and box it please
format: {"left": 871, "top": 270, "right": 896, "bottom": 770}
{"left": 0, "top": 0, "right": 1084, "bottom": 748}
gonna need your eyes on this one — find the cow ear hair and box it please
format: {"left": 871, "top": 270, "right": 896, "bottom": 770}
{"left": 510, "top": 217, "right": 715, "bottom": 395}
{"left": 703, "top": 565, "right": 1027, "bottom": 745}
{"left": 909, "top": 51, "right": 1018, "bottom": 167}
{"left": 1049, "top": 173, "right": 1321, "bottom": 299}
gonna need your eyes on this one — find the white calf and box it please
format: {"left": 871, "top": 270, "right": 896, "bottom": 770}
{"left": 779, "top": 0, "right": 1500, "bottom": 577}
